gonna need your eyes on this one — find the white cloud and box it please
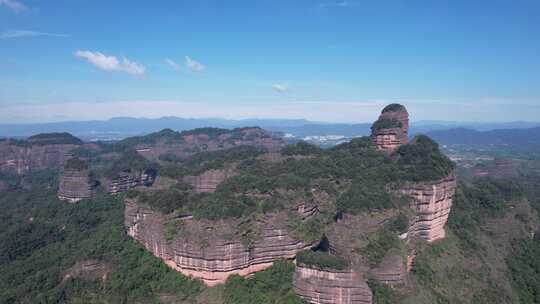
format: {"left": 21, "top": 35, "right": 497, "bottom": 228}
{"left": 74, "top": 50, "right": 145, "bottom": 76}
{"left": 272, "top": 84, "right": 289, "bottom": 93}
{"left": 185, "top": 56, "right": 205, "bottom": 72}
{"left": 0, "top": 0, "right": 27, "bottom": 12}
{"left": 165, "top": 58, "right": 181, "bottom": 71}
{"left": 0, "top": 30, "right": 70, "bottom": 39}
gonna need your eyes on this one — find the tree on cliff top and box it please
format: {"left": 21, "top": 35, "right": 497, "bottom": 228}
{"left": 394, "top": 135, "right": 455, "bottom": 182}
{"left": 381, "top": 103, "right": 406, "bottom": 113}
{"left": 371, "top": 118, "right": 404, "bottom": 131}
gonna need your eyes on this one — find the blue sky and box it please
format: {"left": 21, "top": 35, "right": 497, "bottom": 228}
{"left": 1, "top": 0, "right": 539, "bottom": 123}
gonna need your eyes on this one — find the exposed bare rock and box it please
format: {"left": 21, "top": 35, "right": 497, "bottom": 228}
{"left": 398, "top": 173, "right": 457, "bottom": 242}
{"left": 124, "top": 199, "right": 308, "bottom": 286}
{"left": 133, "top": 127, "right": 285, "bottom": 162}
{"left": 293, "top": 265, "right": 373, "bottom": 304}
{"left": 371, "top": 104, "right": 409, "bottom": 151}
{"left": 370, "top": 249, "right": 406, "bottom": 284}
{"left": 297, "top": 201, "right": 319, "bottom": 220}
{"left": 183, "top": 167, "right": 238, "bottom": 193}
{"left": 57, "top": 163, "right": 98, "bottom": 203}
{"left": 296, "top": 188, "right": 329, "bottom": 220}
{"left": 108, "top": 169, "right": 156, "bottom": 195}
{"left": 0, "top": 139, "right": 80, "bottom": 175}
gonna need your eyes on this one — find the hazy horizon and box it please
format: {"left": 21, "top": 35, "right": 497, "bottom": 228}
{"left": 2, "top": 110, "right": 540, "bottom": 126}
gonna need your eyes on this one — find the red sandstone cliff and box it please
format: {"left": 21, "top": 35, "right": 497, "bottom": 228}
{"left": 57, "top": 168, "right": 97, "bottom": 203}
{"left": 124, "top": 198, "right": 308, "bottom": 286}
{"left": 294, "top": 265, "right": 373, "bottom": 304}
{"left": 398, "top": 173, "right": 456, "bottom": 243}
{"left": 0, "top": 140, "right": 79, "bottom": 175}
{"left": 0, "top": 133, "right": 83, "bottom": 175}
{"left": 135, "top": 127, "right": 285, "bottom": 162}
{"left": 182, "top": 167, "right": 238, "bottom": 193}
{"left": 371, "top": 104, "right": 409, "bottom": 151}
{"left": 108, "top": 169, "right": 156, "bottom": 195}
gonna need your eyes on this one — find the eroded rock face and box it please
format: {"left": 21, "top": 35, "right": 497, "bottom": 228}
{"left": 371, "top": 104, "right": 409, "bottom": 151}
{"left": 0, "top": 140, "right": 79, "bottom": 175}
{"left": 399, "top": 173, "right": 457, "bottom": 242}
{"left": 135, "top": 127, "right": 285, "bottom": 162}
{"left": 370, "top": 250, "right": 406, "bottom": 284}
{"left": 183, "top": 168, "right": 238, "bottom": 193}
{"left": 124, "top": 199, "right": 308, "bottom": 286}
{"left": 57, "top": 169, "right": 97, "bottom": 203}
{"left": 294, "top": 265, "right": 373, "bottom": 304}
{"left": 108, "top": 170, "right": 156, "bottom": 195}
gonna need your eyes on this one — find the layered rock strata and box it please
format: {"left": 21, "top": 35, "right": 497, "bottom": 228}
{"left": 57, "top": 169, "right": 97, "bottom": 203}
{"left": 135, "top": 127, "right": 285, "bottom": 162}
{"left": 399, "top": 173, "right": 457, "bottom": 242}
{"left": 371, "top": 104, "right": 409, "bottom": 151}
{"left": 124, "top": 199, "right": 308, "bottom": 286}
{"left": 0, "top": 140, "right": 80, "bottom": 175}
{"left": 109, "top": 170, "right": 156, "bottom": 195}
{"left": 294, "top": 265, "right": 373, "bottom": 304}
{"left": 183, "top": 168, "right": 238, "bottom": 193}
{"left": 370, "top": 250, "right": 406, "bottom": 284}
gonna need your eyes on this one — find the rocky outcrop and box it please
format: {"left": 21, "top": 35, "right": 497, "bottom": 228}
{"left": 0, "top": 139, "right": 80, "bottom": 175}
{"left": 370, "top": 250, "right": 406, "bottom": 284}
{"left": 371, "top": 104, "right": 409, "bottom": 151}
{"left": 399, "top": 173, "right": 457, "bottom": 242}
{"left": 124, "top": 199, "right": 308, "bottom": 286}
{"left": 57, "top": 166, "right": 97, "bottom": 203}
{"left": 133, "top": 127, "right": 285, "bottom": 162}
{"left": 108, "top": 169, "right": 156, "bottom": 195}
{"left": 294, "top": 265, "right": 373, "bottom": 304}
{"left": 183, "top": 167, "right": 238, "bottom": 193}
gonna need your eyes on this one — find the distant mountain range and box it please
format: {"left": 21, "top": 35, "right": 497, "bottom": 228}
{"left": 0, "top": 116, "right": 539, "bottom": 141}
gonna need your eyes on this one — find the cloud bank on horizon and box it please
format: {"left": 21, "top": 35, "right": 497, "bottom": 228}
{"left": 0, "top": 1, "right": 539, "bottom": 123}
{"left": 2, "top": 99, "right": 540, "bottom": 124}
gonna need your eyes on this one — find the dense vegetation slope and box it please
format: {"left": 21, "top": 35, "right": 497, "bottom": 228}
{"left": 0, "top": 183, "right": 305, "bottom": 304}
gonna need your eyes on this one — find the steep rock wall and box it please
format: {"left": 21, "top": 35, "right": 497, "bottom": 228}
{"left": 0, "top": 141, "right": 79, "bottom": 175}
{"left": 183, "top": 168, "right": 238, "bottom": 193}
{"left": 399, "top": 173, "right": 457, "bottom": 242}
{"left": 370, "top": 250, "right": 406, "bottom": 284}
{"left": 371, "top": 128, "right": 406, "bottom": 151}
{"left": 109, "top": 170, "right": 155, "bottom": 195}
{"left": 125, "top": 199, "right": 308, "bottom": 286}
{"left": 371, "top": 104, "right": 409, "bottom": 151}
{"left": 135, "top": 127, "right": 285, "bottom": 162}
{"left": 294, "top": 265, "right": 373, "bottom": 304}
{"left": 57, "top": 169, "right": 97, "bottom": 203}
